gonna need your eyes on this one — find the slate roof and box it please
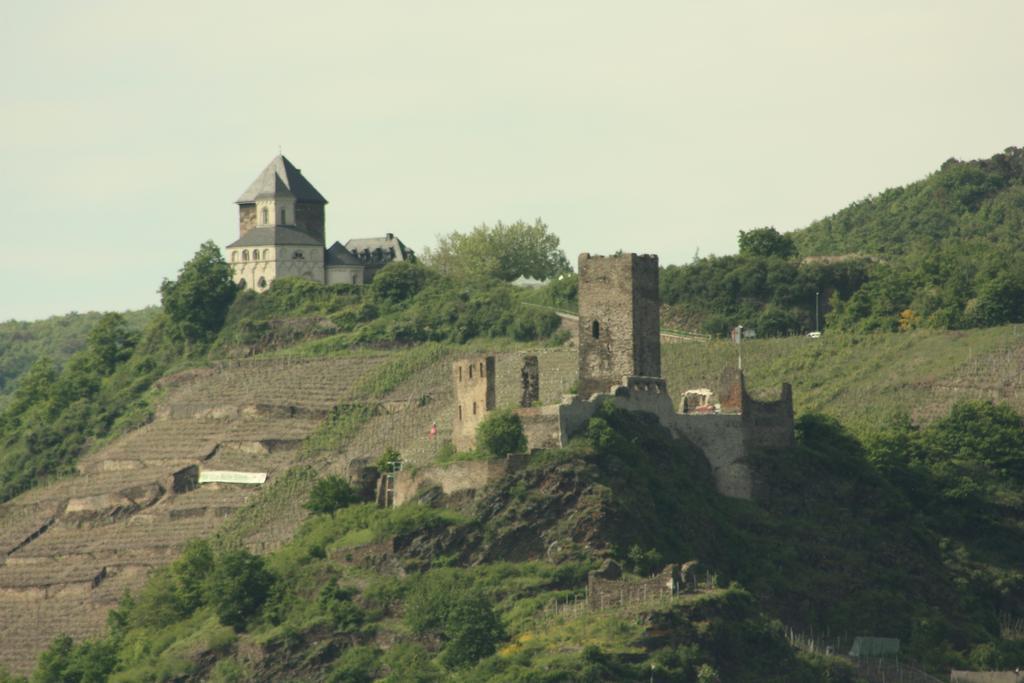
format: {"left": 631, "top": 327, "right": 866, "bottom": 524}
{"left": 344, "top": 234, "right": 415, "bottom": 263}
{"left": 226, "top": 226, "right": 323, "bottom": 248}
{"left": 236, "top": 155, "right": 327, "bottom": 204}
{"left": 325, "top": 241, "right": 363, "bottom": 266}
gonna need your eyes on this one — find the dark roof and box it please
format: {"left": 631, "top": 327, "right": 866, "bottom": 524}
{"left": 226, "top": 226, "right": 323, "bottom": 248}
{"left": 325, "top": 241, "right": 363, "bottom": 266}
{"left": 236, "top": 155, "right": 327, "bottom": 204}
{"left": 344, "top": 234, "right": 415, "bottom": 262}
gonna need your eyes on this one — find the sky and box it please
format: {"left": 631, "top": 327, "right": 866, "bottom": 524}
{"left": 2, "top": 1, "right": 1022, "bottom": 321}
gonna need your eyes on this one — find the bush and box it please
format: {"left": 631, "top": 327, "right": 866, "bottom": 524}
{"left": 372, "top": 261, "right": 430, "bottom": 303}
{"left": 159, "top": 241, "right": 237, "bottom": 341}
{"left": 206, "top": 550, "right": 274, "bottom": 631}
{"left": 475, "top": 409, "right": 527, "bottom": 457}
{"left": 306, "top": 475, "right": 358, "bottom": 515}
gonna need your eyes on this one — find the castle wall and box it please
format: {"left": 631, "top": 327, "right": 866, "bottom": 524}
{"left": 229, "top": 246, "right": 325, "bottom": 290}
{"left": 452, "top": 356, "right": 496, "bottom": 451}
{"left": 577, "top": 253, "right": 660, "bottom": 397}
{"left": 515, "top": 405, "right": 562, "bottom": 450}
{"left": 294, "top": 202, "right": 325, "bottom": 244}
{"left": 390, "top": 455, "right": 525, "bottom": 506}
{"left": 238, "top": 204, "right": 257, "bottom": 236}
{"left": 326, "top": 265, "right": 364, "bottom": 286}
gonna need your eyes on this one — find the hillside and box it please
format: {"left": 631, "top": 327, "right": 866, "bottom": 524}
{"left": 657, "top": 146, "right": 1024, "bottom": 336}
{"left": 0, "top": 309, "right": 157, "bottom": 408}
{"left": 792, "top": 147, "right": 1024, "bottom": 256}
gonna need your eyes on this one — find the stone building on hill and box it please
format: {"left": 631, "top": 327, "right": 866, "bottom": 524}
{"left": 225, "top": 155, "right": 414, "bottom": 291}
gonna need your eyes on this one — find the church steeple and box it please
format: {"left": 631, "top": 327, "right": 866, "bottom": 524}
{"left": 235, "top": 155, "right": 327, "bottom": 244}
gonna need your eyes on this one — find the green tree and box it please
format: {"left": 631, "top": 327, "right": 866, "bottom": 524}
{"left": 85, "top": 313, "right": 137, "bottom": 375}
{"left": 738, "top": 227, "right": 797, "bottom": 259}
{"left": 475, "top": 409, "right": 527, "bottom": 457}
{"left": 159, "top": 241, "right": 237, "bottom": 341}
{"left": 306, "top": 475, "right": 358, "bottom": 515}
{"left": 371, "top": 261, "right": 430, "bottom": 303}
{"left": 206, "top": 549, "right": 274, "bottom": 631}
{"left": 439, "top": 590, "right": 505, "bottom": 669}
{"left": 423, "top": 219, "right": 571, "bottom": 282}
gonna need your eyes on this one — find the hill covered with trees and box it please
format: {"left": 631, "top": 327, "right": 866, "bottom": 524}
{"left": 656, "top": 146, "right": 1024, "bottom": 336}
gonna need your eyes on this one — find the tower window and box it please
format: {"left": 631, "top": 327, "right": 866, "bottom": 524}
{"left": 472, "top": 401, "right": 477, "bottom": 415}
{"left": 458, "top": 405, "right": 463, "bottom": 420}
{"left": 469, "top": 364, "right": 474, "bottom": 379}
{"left": 458, "top": 366, "right": 462, "bottom": 382}
{"left": 280, "top": 208, "right": 286, "bottom": 224}
{"left": 238, "top": 279, "right": 247, "bottom": 289}
{"left": 592, "top": 320, "right": 600, "bottom": 339}
{"left": 258, "top": 277, "right": 267, "bottom": 289}
{"left": 479, "top": 362, "right": 484, "bottom": 376}
{"left": 253, "top": 250, "right": 259, "bottom": 261}
{"left": 261, "top": 207, "right": 268, "bottom": 224}
{"left": 231, "top": 251, "right": 237, "bottom": 262}
{"left": 263, "top": 249, "right": 269, "bottom": 260}
{"left": 242, "top": 250, "right": 249, "bottom": 261}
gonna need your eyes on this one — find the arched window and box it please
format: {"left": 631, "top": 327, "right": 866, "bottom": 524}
{"left": 231, "top": 251, "right": 237, "bottom": 262}
{"left": 238, "top": 279, "right": 247, "bottom": 289}
{"left": 257, "top": 277, "right": 267, "bottom": 289}
{"left": 242, "top": 250, "right": 249, "bottom": 261}
{"left": 263, "top": 249, "right": 270, "bottom": 260}
{"left": 591, "top": 320, "right": 600, "bottom": 339}
{"left": 252, "top": 250, "right": 259, "bottom": 261}
{"left": 261, "top": 207, "right": 269, "bottom": 224}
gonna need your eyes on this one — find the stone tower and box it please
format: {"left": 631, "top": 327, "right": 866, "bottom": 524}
{"left": 577, "top": 253, "right": 661, "bottom": 397}
{"left": 451, "top": 355, "right": 496, "bottom": 450}
{"left": 235, "top": 155, "right": 328, "bottom": 244}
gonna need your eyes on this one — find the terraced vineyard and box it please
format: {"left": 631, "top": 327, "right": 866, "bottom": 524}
{"left": 0, "top": 355, "right": 384, "bottom": 675}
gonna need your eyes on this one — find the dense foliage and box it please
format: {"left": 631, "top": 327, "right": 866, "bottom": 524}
{"left": 475, "top": 409, "right": 527, "bottom": 457}
{"left": 422, "top": 219, "right": 571, "bottom": 282}
{"left": 657, "top": 148, "right": 1024, "bottom": 336}
{"left": 0, "top": 309, "right": 155, "bottom": 406}
{"left": 159, "top": 240, "right": 238, "bottom": 342}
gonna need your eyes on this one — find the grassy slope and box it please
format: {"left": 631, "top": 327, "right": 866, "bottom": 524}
{"left": 664, "top": 325, "right": 1024, "bottom": 436}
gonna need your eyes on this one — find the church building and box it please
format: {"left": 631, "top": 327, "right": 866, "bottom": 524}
{"left": 225, "top": 155, "right": 414, "bottom": 291}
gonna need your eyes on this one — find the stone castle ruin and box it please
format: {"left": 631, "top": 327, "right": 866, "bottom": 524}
{"left": 390, "top": 251, "right": 795, "bottom": 504}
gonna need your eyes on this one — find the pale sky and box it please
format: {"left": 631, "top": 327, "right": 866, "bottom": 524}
{"left": 2, "top": 1, "right": 1022, "bottom": 321}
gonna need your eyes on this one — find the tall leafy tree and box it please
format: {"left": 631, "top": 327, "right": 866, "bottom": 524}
{"left": 423, "top": 219, "right": 571, "bottom": 282}
{"left": 159, "top": 241, "right": 237, "bottom": 341}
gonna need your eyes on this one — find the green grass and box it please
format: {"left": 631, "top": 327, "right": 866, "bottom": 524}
{"left": 664, "top": 325, "right": 1024, "bottom": 436}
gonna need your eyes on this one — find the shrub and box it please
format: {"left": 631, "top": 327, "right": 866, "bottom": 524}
{"left": 475, "top": 409, "right": 527, "bottom": 457}
{"left": 206, "top": 550, "right": 275, "bottom": 631}
{"left": 306, "top": 475, "right": 358, "bottom": 515}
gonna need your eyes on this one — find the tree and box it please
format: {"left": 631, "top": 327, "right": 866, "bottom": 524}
{"left": 423, "top": 219, "right": 571, "bottom": 282}
{"left": 738, "top": 227, "right": 797, "bottom": 259}
{"left": 305, "top": 475, "right": 358, "bottom": 515}
{"left": 206, "top": 550, "right": 274, "bottom": 631}
{"left": 475, "top": 409, "right": 527, "bottom": 457}
{"left": 439, "top": 590, "right": 505, "bottom": 669}
{"left": 371, "top": 261, "right": 430, "bottom": 303}
{"left": 85, "top": 313, "right": 137, "bottom": 375}
{"left": 159, "top": 241, "right": 237, "bottom": 341}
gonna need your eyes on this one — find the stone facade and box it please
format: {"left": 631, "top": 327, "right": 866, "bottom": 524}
{"left": 577, "top": 253, "right": 661, "bottom": 397}
{"left": 520, "top": 355, "right": 540, "bottom": 407}
{"left": 451, "top": 356, "right": 496, "bottom": 451}
{"left": 226, "top": 156, "right": 412, "bottom": 291}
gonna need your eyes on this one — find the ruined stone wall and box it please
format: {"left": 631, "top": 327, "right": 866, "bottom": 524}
{"left": 238, "top": 203, "right": 257, "bottom": 236}
{"left": 587, "top": 564, "right": 679, "bottom": 609}
{"left": 742, "top": 383, "right": 794, "bottom": 451}
{"left": 675, "top": 414, "right": 751, "bottom": 499}
{"left": 515, "top": 405, "right": 562, "bottom": 450}
{"left": 950, "top": 672, "right": 1022, "bottom": 683}
{"left": 577, "top": 253, "right": 661, "bottom": 397}
{"left": 390, "top": 455, "right": 523, "bottom": 506}
{"left": 451, "top": 356, "right": 496, "bottom": 450}
{"left": 294, "top": 201, "right": 325, "bottom": 244}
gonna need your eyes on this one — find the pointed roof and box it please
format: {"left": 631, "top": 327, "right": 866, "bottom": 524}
{"left": 236, "top": 155, "right": 327, "bottom": 204}
{"left": 325, "top": 241, "right": 363, "bottom": 266}
{"left": 226, "top": 226, "right": 323, "bottom": 248}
